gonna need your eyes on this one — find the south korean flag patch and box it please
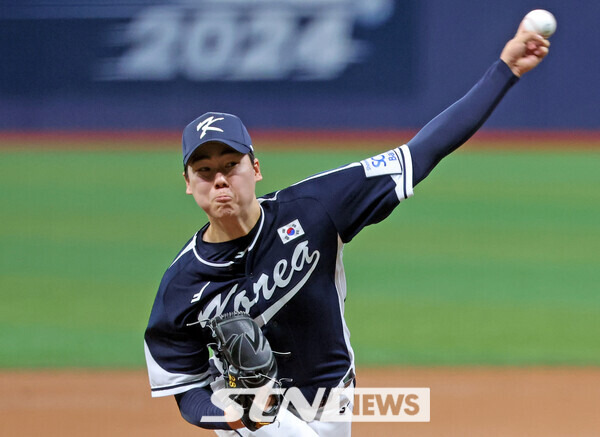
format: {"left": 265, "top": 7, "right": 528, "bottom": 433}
{"left": 278, "top": 219, "right": 305, "bottom": 244}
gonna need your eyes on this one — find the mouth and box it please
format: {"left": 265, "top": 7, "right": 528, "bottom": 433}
{"left": 214, "top": 194, "right": 233, "bottom": 203}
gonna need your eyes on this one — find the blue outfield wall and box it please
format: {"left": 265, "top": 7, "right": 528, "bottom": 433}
{"left": 1, "top": 0, "right": 599, "bottom": 132}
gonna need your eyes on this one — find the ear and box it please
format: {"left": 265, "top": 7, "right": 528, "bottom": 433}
{"left": 252, "top": 158, "right": 263, "bottom": 182}
{"left": 183, "top": 171, "right": 193, "bottom": 195}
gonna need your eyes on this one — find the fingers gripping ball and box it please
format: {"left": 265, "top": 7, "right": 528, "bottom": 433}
{"left": 208, "top": 312, "right": 281, "bottom": 431}
{"left": 523, "top": 9, "right": 557, "bottom": 38}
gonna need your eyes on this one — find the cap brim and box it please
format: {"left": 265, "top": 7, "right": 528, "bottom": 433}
{"left": 184, "top": 139, "right": 251, "bottom": 166}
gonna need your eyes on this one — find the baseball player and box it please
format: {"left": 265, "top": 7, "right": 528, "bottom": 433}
{"left": 144, "top": 24, "right": 549, "bottom": 436}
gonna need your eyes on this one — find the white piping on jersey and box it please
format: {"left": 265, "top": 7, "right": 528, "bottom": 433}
{"left": 258, "top": 190, "right": 281, "bottom": 203}
{"left": 290, "top": 162, "right": 362, "bottom": 187}
{"left": 392, "top": 145, "right": 414, "bottom": 201}
{"left": 193, "top": 240, "right": 235, "bottom": 267}
{"left": 144, "top": 340, "right": 212, "bottom": 397}
{"left": 169, "top": 240, "right": 195, "bottom": 268}
{"left": 190, "top": 204, "right": 266, "bottom": 268}
{"left": 334, "top": 236, "right": 356, "bottom": 375}
{"left": 258, "top": 163, "right": 362, "bottom": 206}
{"left": 258, "top": 149, "right": 410, "bottom": 205}
{"left": 246, "top": 204, "right": 265, "bottom": 251}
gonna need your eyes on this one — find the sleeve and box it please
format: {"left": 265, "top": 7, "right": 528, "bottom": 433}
{"left": 408, "top": 59, "right": 519, "bottom": 185}
{"left": 289, "top": 144, "right": 413, "bottom": 243}
{"left": 176, "top": 388, "right": 232, "bottom": 430}
{"left": 144, "top": 271, "right": 214, "bottom": 398}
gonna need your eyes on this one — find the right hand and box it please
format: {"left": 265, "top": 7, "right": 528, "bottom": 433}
{"left": 500, "top": 22, "right": 550, "bottom": 77}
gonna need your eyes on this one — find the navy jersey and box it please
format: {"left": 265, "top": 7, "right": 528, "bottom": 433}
{"left": 144, "top": 59, "right": 519, "bottom": 402}
{"left": 144, "top": 145, "right": 413, "bottom": 399}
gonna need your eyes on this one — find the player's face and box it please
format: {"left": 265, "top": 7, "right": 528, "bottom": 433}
{"left": 184, "top": 143, "right": 262, "bottom": 220}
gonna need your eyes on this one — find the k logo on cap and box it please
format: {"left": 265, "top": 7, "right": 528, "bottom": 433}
{"left": 197, "top": 116, "right": 225, "bottom": 139}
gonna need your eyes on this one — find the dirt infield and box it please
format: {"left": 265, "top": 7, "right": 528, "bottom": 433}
{"left": 2, "top": 367, "right": 599, "bottom": 437}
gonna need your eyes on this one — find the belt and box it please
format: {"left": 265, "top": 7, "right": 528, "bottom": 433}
{"left": 286, "top": 368, "right": 356, "bottom": 420}
{"left": 318, "top": 368, "right": 355, "bottom": 408}
{"left": 342, "top": 368, "right": 356, "bottom": 388}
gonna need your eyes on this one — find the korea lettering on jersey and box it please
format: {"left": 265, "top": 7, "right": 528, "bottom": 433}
{"left": 144, "top": 146, "right": 413, "bottom": 400}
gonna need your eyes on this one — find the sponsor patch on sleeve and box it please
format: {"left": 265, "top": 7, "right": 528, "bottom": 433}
{"left": 360, "top": 149, "right": 404, "bottom": 177}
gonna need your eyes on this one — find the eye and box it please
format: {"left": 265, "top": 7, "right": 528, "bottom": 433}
{"left": 225, "top": 161, "right": 238, "bottom": 168}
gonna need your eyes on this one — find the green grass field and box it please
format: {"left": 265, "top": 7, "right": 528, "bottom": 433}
{"left": 1, "top": 146, "right": 599, "bottom": 368}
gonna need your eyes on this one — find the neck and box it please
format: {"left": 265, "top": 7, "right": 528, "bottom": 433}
{"left": 203, "top": 201, "right": 261, "bottom": 243}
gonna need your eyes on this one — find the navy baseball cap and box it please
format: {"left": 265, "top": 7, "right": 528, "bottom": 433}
{"left": 182, "top": 112, "right": 254, "bottom": 166}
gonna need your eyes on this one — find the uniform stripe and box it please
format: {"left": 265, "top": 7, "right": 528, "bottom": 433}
{"left": 334, "top": 236, "right": 356, "bottom": 375}
{"left": 391, "top": 144, "right": 414, "bottom": 201}
{"left": 291, "top": 162, "right": 362, "bottom": 186}
{"left": 258, "top": 190, "right": 281, "bottom": 203}
{"left": 169, "top": 240, "right": 194, "bottom": 268}
{"left": 144, "top": 341, "right": 212, "bottom": 398}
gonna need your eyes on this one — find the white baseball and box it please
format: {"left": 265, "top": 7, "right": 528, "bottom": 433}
{"left": 523, "top": 9, "right": 557, "bottom": 38}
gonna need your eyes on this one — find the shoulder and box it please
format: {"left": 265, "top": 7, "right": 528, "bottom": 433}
{"left": 154, "top": 234, "right": 201, "bottom": 304}
{"left": 170, "top": 234, "right": 198, "bottom": 268}
{"left": 291, "top": 162, "right": 364, "bottom": 190}
{"left": 259, "top": 162, "right": 365, "bottom": 202}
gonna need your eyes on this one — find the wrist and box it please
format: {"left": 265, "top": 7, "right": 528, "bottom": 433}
{"left": 499, "top": 56, "right": 521, "bottom": 78}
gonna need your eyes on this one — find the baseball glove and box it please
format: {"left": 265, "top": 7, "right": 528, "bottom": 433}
{"left": 208, "top": 311, "right": 281, "bottom": 431}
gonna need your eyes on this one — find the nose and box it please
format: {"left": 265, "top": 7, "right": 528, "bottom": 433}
{"left": 214, "top": 171, "right": 229, "bottom": 188}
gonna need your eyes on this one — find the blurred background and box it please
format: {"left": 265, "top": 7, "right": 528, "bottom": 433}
{"left": 2, "top": 1, "right": 599, "bottom": 435}
{"left": 2, "top": 0, "right": 599, "bottom": 132}
{"left": 2, "top": 0, "right": 600, "bottom": 407}
{"left": 2, "top": 0, "right": 599, "bottom": 368}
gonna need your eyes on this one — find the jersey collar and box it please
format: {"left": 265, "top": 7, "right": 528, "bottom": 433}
{"left": 191, "top": 204, "right": 265, "bottom": 268}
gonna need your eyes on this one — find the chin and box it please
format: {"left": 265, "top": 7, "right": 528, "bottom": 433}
{"left": 213, "top": 206, "right": 238, "bottom": 218}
